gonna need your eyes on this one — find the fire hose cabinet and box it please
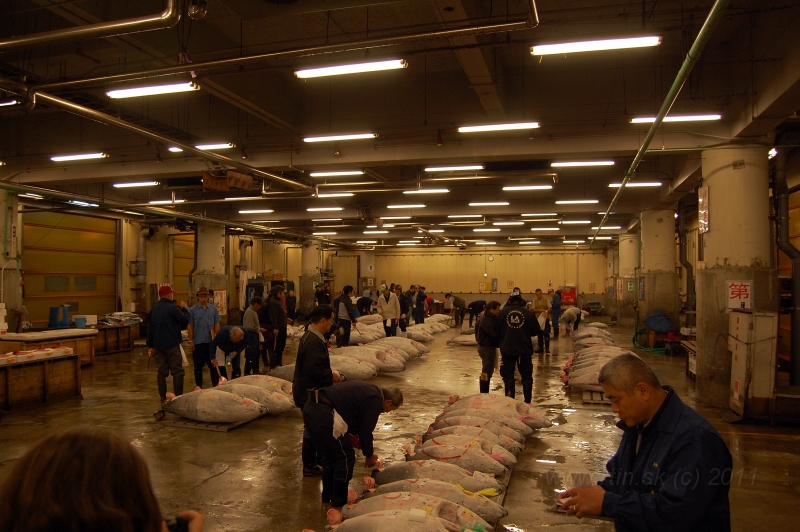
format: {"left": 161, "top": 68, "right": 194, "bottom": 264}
{"left": 729, "top": 310, "right": 778, "bottom": 420}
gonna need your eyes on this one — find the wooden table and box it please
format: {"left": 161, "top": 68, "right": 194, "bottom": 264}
{"left": 0, "top": 352, "right": 81, "bottom": 410}
{"left": 0, "top": 329, "right": 98, "bottom": 366}
{"left": 95, "top": 323, "right": 140, "bottom": 355}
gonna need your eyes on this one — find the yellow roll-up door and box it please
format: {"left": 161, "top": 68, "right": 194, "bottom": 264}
{"left": 173, "top": 234, "right": 196, "bottom": 300}
{"left": 22, "top": 212, "right": 117, "bottom": 326}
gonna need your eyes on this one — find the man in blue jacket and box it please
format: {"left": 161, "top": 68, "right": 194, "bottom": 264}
{"left": 209, "top": 326, "right": 247, "bottom": 380}
{"left": 559, "top": 354, "right": 732, "bottom": 531}
{"left": 146, "top": 285, "right": 189, "bottom": 420}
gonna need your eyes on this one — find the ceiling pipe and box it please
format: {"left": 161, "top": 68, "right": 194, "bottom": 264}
{"left": 0, "top": 0, "right": 180, "bottom": 53}
{"left": 590, "top": 0, "right": 731, "bottom": 248}
{"left": 34, "top": 19, "right": 529, "bottom": 92}
{"left": 6, "top": 88, "right": 313, "bottom": 192}
{"left": 0, "top": 178, "right": 352, "bottom": 249}
{"left": 527, "top": 0, "right": 541, "bottom": 27}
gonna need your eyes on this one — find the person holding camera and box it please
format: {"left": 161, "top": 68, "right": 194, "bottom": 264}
{"left": 0, "top": 426, "right": 204, "bottom": 532}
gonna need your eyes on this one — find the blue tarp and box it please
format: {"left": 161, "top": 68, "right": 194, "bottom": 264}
{"left": 643, "top": 312, "right": 673, "bottom": 334}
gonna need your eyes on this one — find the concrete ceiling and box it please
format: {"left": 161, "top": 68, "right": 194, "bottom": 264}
{"left": 1, "top": 0, "right": 799, "bottom": 247}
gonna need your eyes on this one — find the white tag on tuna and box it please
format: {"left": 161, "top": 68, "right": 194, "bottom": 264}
{"left": 409, "top": 508, "right": 426, "bottom": 522}
{"left": 332, "top": 409, "right": 348, "bottom": 438}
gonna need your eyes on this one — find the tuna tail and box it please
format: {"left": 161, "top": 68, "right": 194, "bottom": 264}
{"left": 165, "top": 392, "right": 176, "bottom": 401}
{"left": 489, "top": 451, "right": 506, "bottom": 462}
{"left": 362, "top": 476, "right": 376, "bottom": 490}
{"left": 448, "top": 394, "right": 460, "bottom": 405}
{"left": 347, "top": 489, "right": 359, "bottom": 505}
{"left": 326, "top": 508, "right": 343, "bottom": 525}
{"left": 414, "top": 434, "right": 423, "bottom": 446}
{"left": 402, "top": 443, "right": 413, "bottom": 456}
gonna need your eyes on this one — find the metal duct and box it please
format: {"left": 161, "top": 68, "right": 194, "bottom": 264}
{"left": 678, "top": 199, "right": 695, "bottom": 311}
{"left": 774, "top": 134, "right": 800, "bottom": 386}
{"left": 136, "top": 227, "right": 155, "bottom": 285}
{"left": 238, "top": 238, "right": 253, "bottom": 270}
{"left": 0, "top": 0, "right": 180, "bottom": 53}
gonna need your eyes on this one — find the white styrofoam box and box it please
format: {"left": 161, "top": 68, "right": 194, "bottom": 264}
{"left": 73, "top": 315, "right": 98, "bottom": 326}
{"left": 0, "top": 309, "right": 6, "bottom": 317}
{"left": 0, "top": 302, "right": 5, "bottom": 309}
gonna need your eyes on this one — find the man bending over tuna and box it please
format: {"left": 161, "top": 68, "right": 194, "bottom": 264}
{"left": 303, "top": 381, "right": 403, "bottom": 508}
{"left": 558, "top": 354, "right": 732, "bottom": 531}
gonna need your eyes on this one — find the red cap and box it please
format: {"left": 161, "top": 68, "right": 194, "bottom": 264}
{"left": 158, "top": 285, "right": 176, "bottom": 297}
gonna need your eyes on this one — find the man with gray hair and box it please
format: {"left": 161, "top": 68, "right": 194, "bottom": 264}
{"left": 209, "top": 325, "right": 247, "bottom": 380}
{"left": 558, "top": 353, "right": 732, "bottom": 531}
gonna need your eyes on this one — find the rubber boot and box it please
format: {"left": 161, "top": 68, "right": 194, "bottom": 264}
{"left": 535, "top": 335, "right": 544, "bottom": 354}
{"left": 173, "top": 374, "right": 184, "bottom": 397}
{"left": 545, "top": 336, "right": 551, "bottom": 354}
{"left": 479, "top": 375, "right": 490, "bottom": 394}
{"left": 504, "top": 381, "right": 515, "bottom": 399}
{"left": 522, "top": 382, "right": 533, "bottom": 404}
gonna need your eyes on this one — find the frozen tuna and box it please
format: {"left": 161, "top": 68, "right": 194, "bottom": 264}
{"left": 332, "top": 346, "right": 405, "bottom": 373}
{"left": 419, "top": 435, "right": 517, "bottom": 466}
{"left": 234, "top": 374, "right": 293, "bottom": 395}
{"left": 436, "top": 409, "right": 534, "bottom": 436}
{"left": 446, "top": 335, "right": 478, "bottom": 346}
{"left": 324, "top": 510, "right": 460, "bottom": 532}
{"left": 364, "top": 478, "right": 508, "bottom": 522}
{"left": 373, "top": 460, "right": 503, "bottom": 494}
{"left": 429, "top": 416, "right": 526, "bottom": 443}
{"left": 336, "top": 492, "right": 492, "bottom": 532}
{"left": 163, "top": 388, "right": 266, "bottom": 422}
{"left": 443, "top": 394, "right": 552, "bottom": 429}
{"left": 424, "top": 426, "right": 524, "bottom": 454}
{"left": 404, "top": 443, "right": 507, "bottom": 475}
{"left": 215, "top": 383, "right": 294, "bottom": 414}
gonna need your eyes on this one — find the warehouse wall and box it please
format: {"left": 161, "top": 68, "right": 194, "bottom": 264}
{"left": 776, "top": 154, "right": 800, "bottom": 362}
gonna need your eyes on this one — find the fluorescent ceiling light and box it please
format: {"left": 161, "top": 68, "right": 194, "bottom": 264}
{"left": 149, "top": 199, "right": 185, "bottom": 205}
{"left": 403, "top": 189, "right": 449, "bottom": 194}
{"left": 224, "top": 197, "right": 259, "bottom": 201}
{"left": 367, "top": 224, "right": 394, "bottom": 228}
{"left": 459, "top": 122, "right": 539, "bottom": 133}
{"left": 522, "top": 213, "right": 558, "bottom": 217}
{"left": 168, "top": 147, "right": 184, "bottom": 152}
{"left": 493, "top": 222, "right": 524, "bottom": 226}
{"left": 19, "top": 193, "right": 44, "bottom": 200}
{"left": 564, "top": 240, "right": 586, "bottom": 244}
{"left": 448, "top": 214, "right": 483, "bottom": 218}
{"left": 519, "top": 241, "right": 541, "bottom": 245}
{"left": 559, "top": 220, "right": 592, "bottom": 225}
{"left": 106, "top": 81, "right": 198, "bottom": 99}
{"left": 196, "top": 142, "right": 234, "bottom": 150}
{"left": 399, "top": 240, "right": 419, "bottom": 243}
{"left": 502, "top": 185, "right": 552, "bottom": 191}
{"left": 313, "top": 232, "right": 337, "bottom": 235}
{"left": 311, "top": 218, "right": 342, "bottom": 222}
{"left": 397, "top": 243, "right": 418, "bottom": 246}
{"left": 251, "top": 220, "right": 280, "bottom": 223}
{"left": 424, "top": 165, "right": 484, "bottom": 172}
{"left": 303, "top": 133, "right": 377, "bottom": 143}
{"left": 364, "top": 230, "right": 389, "bottom": 234}
{"left": 0, "top": 99, "right": 19, "bottom": 107}
{"left": 631, "top": 114, "right": 721, "bottom": 123}
{"left": 239, "top": 209, "right": 274, "bottom": 214}
{"left": 532, "top": 36, "right": 661, "bottom": 55}
{"left": 380, "top": 216, "right": 411, "bottom": 220}
{"left": 556, "top": 199, "right": 599, "bottom": 204}
{"left": 307, "top": 207, "right": 344, "bottom": 212}
{"left": 69, "top": 200, "right": 99, "bottom": 207}
{"left": 608, "top": 182, "right": 662, "bottom": 188}
{"left": 769, "top": 148, "right": 778, "bottom": 159}
{"left": 469, "top": 202, "right": 509, "bottom": 207}
{"left": 474, "top": 228, "right": 500, "bottom": 232}
{"left": 51, "top": 152, "right": 108, "bottom": 162}
{"left": 413, "top": 236, "right": 425, "bottom": 239}
{"left": 296, "top": 59, "right": 407, "bottom": 79}
{"left": 309, "top": 170, "right": 365, "bottom": 177}
{"left": 387, "top": 204, "right": 425, "bottom": 209}
{"left": 357, "top": 240, "right": 377, "bottom": 244}
{"left": 113, "top": 181, "right": 159, "bottom": 188}
{"left": 598, "top": 212, "right": 616, "bottom": 215}
{"left": 591, "top": 226, "right": 622, "bottom": 230}
{"left": 317, "top": 192, "right": 354, "bottom": 198}
{"left": 551, "top": 161, "right": 614, "bottom": 167}
{"left": 591, "top": 236, "right": 613, "bottom": 240}
{"left": 475, "top": 242, "right": 496, "bottom": 245}
{"left": 531, "top": 227, "right": 560, "bottom": 231}
{"left": 429, "top": 229, "right": 444, "bottom": 233}
{"left": 429, "top": 175, "right": 495, "bottom": 182}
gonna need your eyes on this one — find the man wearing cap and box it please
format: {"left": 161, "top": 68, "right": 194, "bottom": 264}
{"left": 549, "top": 288, "right": 562, "bottom": 340}
{"left": 446, "top": 293, "right": 466, "bottom": 328}
{"left": 496, "top": 290, "right": 540, "bottom": 403}
{"left": 187, "top": 286, "right": 222, "bottom": 389}
{"left": 377, "top": 283, "right": 400, "bottom": 337}
{"left": 415, "top": 286, "right": 427, "bottom": 324}
{"left": 394, "top": 285, "right": 410, "bottom": 334}
{"left": 267, "top": 285, "right": 290, "bottom": 368}
{"left": 242, "top": 296, "right": 266, "bottom": 376}
{"left": 147, "top": 285, "right": 190, "bottom": 420}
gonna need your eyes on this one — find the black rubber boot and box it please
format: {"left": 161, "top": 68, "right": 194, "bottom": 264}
{"left": 545, "top": 337, "right": 551, "bottom": 354}
{"left": 504, "top": 381, "right": 515, "bottom": 399}
{"left": 522, "top": 383, "right": 533, "bottom": 403}
{"left": 479, "top": 378, "right": 490, "bottom": 394}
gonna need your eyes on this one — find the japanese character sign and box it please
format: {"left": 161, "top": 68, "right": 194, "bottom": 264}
{"left": 727, "top": 280, "right": 752, "bottom": 310}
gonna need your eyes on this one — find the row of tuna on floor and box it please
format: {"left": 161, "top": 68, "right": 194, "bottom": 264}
{"left": 308, "top": 392, "right": 553, "bottom": 531}
{"left": 162, "top": 314, "right": 452, "bottom": 423}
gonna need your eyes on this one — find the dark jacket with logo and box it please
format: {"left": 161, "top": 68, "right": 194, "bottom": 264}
{"left": 599, "top": 388, "right": 732, "bottom": 532}
{"left": 496, "top": 302, "right": 540, "bottom": 356}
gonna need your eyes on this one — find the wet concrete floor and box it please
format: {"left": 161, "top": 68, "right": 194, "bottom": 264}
{"left": 1, "top": 322, "right": 799, "bottom": 531}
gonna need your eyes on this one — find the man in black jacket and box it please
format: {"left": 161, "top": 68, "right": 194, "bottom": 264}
{"left": 304, "top": 381, "right": 403, "bottom": 508}
{"left": 475, "top": 300, "right": 501, "bottom": 394}
{"left": 209, "top": 325, "right": 247, "bottom": 380}
{"left": 468, "top": 299, "right": 486, "bottom": 328}
{"left": 267, "top": 285, "right": 290, "bottom": 369}
{"left": 394, "top": 284, "right": 410, "bottom": 334}
{"left": 293, "top": 304, "right": 343, "bottom": 477}
{"left": 496, "top": 291, "right": 540, "bottom": 402}
{"left": 147, "top": 285, "right": 189, "bottom": 420}
{"left": 333, "top": 285, "right": 356, "bottom": 347}
{"left": 415, "top": 286, "right": 427, "bottom": 324}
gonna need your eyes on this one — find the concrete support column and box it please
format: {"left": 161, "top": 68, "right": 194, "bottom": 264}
{"left": 639, "top": 210, "right": 680, "bottom": 327}
{"left": 299, "top": 241, "right": 322, "bottom": 317}
{"left": 359, "top": 250, "right": 376, "bottom": 294}
{"left": 195, "top": 223, "right": 228, "bottom": 321}
{"left": 1, "top": 192, "right": 22, "bottom": 331}
{"left": 605, "top": 248, "right": 616, "bottom": 315}
{"left": 616, "top": 234, "right": 638, "bottom": 325}
{"left": 697, "top": 146, "right": 778, "bottom": 407}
